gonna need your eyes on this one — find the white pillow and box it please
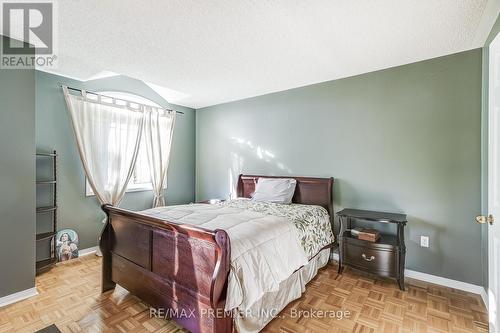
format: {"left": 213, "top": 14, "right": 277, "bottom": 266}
{"left": 251, "top": 178, "right": 297, "bottom": 204}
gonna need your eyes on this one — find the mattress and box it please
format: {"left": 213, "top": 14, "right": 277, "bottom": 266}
{"left": 220, "top": 199, "right": 334, "bottom": 259}
{"left": 235, "top": 248, "right": 331, "bottom": 333}
{"left": 141, "top": 198, "right": 334, "bottom": 332}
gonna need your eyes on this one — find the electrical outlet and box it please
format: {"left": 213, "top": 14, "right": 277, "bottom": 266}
{"left": 420, "top": 235, "right": 429, "bottom": 248}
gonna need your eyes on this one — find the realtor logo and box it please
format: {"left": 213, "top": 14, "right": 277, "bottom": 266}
{"left": 1, "top": 0, "right": 57, "bottom": 68}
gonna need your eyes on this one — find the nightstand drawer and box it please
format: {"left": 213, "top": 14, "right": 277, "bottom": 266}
{"left": 343, "top": 243, "right": 397, "bottom": 277}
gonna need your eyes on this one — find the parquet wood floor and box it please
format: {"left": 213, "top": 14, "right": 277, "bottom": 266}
{"left": 0, "top": 255, "right": 488, "bottom": 333}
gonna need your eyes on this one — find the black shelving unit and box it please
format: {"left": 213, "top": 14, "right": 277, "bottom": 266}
{"left": 36, "top": 150, "right": 57, "bottom": 275}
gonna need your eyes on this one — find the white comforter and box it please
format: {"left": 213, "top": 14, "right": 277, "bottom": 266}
{"left": 141, "top": 200, "right": 333, "bottom": 313}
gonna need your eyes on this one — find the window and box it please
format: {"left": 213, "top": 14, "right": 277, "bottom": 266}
{"left": 85, "top": 91, "right": 162, "bottom": 196}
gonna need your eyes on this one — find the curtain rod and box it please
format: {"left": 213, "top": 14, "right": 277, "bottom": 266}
{"left": 59, "top": 85, "right": 184, "bottom": 115}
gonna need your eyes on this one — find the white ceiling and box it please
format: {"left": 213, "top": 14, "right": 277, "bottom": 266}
{"left": 22, "top": 1, "right": 500, "bottom": 107}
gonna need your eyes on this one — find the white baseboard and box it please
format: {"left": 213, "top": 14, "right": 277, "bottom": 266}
{"left": 0, "top": 247, "right": 98, "bottom": 309}
{"left": 330, "top": 253, "right": 488, "bottom": 308}
{"left": 481, "top": 288, "right": 489, "bottom": 311}
{"left": 79, "top": 246, "right": 98, "bottom": 256}
{"left": 0, "top": 287, "right": 38, "bottom": 308}
{"left": 404, "top": 269, "right": 484, "bottom": 294}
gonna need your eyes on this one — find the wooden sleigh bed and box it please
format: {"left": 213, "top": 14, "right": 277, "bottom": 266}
{"left": 100, "top": 174, "right": 334, "bottom": 333}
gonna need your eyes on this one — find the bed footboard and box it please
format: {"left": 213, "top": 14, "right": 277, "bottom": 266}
{"left": 100, "top": 204, "right": 232, "bottom": 333}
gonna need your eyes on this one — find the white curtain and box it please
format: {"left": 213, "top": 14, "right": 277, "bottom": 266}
{"left": 63, "top": 86, "right": 145, "bottom": 206}
{"left": 143, "top": 106, "right": 176, "bottom": 207}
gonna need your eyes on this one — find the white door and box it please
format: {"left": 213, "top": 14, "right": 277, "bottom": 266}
{"left": 488, "top": 32, "right": 500, "bottom": 333}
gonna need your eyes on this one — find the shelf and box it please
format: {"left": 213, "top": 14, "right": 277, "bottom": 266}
{"left": 35, "top": 150, "right": 57, "bottom": 276}
{"left": 36, "top": 180, "right": 56, "bottom": 185}
{"left": 36, "top": 206, "right": 57, "bottom": 213}
{"left": 342, "top": 231, "right": 399, "bottom": 249}
{"left": 36, "top": 257, "right": 56, "bottom": 266}
{"left": 36, "top": 231, "right": 56, "bottom": 241}
{"left": 36, "top": 153, "right": 57, "bottom": 157}
{"left": 337, "top": 208, "right": 407, "bottom": 224}
{"left": 36, "top": 257, "right": 56, "bottom": 275}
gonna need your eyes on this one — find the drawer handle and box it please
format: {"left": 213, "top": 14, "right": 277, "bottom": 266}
{"left": 362, "top": 254, "right": 375, "bottom": 261}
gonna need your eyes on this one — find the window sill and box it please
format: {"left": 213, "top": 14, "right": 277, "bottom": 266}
{"left": 85, "top": 185, "right": 161, "bottom": 197}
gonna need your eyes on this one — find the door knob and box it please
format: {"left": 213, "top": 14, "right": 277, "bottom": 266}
{"left": 476, "top": 215, "right": 494, "bottom": 225}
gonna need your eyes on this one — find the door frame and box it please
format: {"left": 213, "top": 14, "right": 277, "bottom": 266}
{"left": 487, "top": 30, "right": 500, "bottom": 333}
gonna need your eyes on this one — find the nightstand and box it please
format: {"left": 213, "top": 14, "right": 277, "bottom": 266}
{"left": 337, "top": 208, "right": 407, "bottom": 290}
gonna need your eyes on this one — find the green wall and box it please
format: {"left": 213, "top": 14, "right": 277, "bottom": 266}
{"left": 0, "top": 36, "right": 36, "bottom": 297}
{"left": 36, "top": 71, "right": 196, "bottom": 249}
{"left": 196, "top": 49, "right": 483, "bottom": 285}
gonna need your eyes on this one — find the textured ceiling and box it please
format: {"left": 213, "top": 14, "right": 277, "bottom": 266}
{"left": 18, "top": 1, "right": 500, "bottom": 107}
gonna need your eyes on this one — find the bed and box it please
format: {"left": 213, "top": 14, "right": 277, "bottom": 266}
{"left": 100, "top": 174, "right": 334, "bottom": 333}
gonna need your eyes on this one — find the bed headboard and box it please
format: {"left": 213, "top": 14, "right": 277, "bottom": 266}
{"left": 236, "top": 174, "right": 334, "bottom": 220}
